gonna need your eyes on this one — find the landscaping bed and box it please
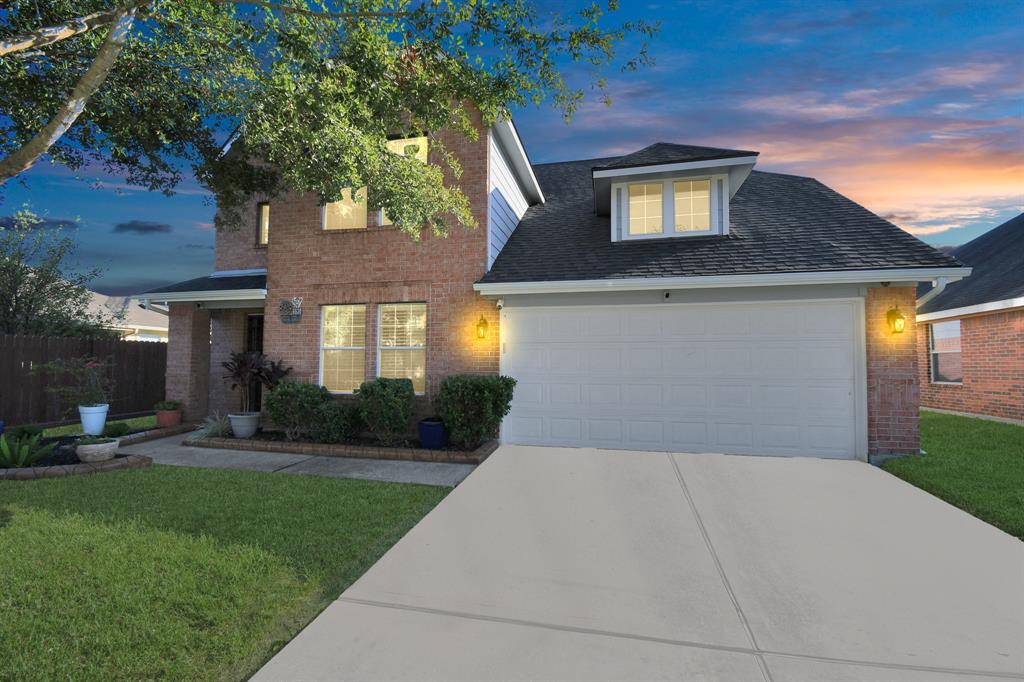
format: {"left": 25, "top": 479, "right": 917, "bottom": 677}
{"left": 884, "top": 410, "right": 1024, "bottom": 540}
{"left": 0, "top": 465, "right": 448, "bottom": 680}
{"left": 184, "top": 432, "right": 498, "bottom": 464}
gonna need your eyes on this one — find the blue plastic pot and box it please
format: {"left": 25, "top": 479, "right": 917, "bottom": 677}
{"left": 417, "top": 418, "right": 448, "bottom": 450}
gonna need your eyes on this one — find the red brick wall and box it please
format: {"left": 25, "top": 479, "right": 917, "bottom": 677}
{"left": 215, "top": 198, "right": 268, "bottom": 271}
{"left": 166, "top": 304, "right": 210, "bottom": 421}
{"left": 209, "top": 308, "right": 260, "bottom": 415}
{"left": 866, "top": 287, "right": 920, "bottom": 455}
{"left": 259, "top": 112, "right": 499, "bottom": 405}
{"left": 917, "top": 309, "right": 1024, "bottom": 421}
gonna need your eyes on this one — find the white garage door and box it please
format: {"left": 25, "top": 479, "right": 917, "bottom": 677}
{"left": 501, "top": 300, "right": 863, "bottom": 459}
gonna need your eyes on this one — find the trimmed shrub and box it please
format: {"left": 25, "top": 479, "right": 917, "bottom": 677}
{"left": 357, "top": 378, "right": 414, "bottom": 446}
{"left": 264, "top": 382, "right": 331, "bottom": 441}
{"left": 311, "top": 401, "right": 363, "bottom": 444}
{"left": 437, "top": 375, "right": 517, "bottom": 449}
{"left": 103, "top": 422, "right": 130, "bottom": 438}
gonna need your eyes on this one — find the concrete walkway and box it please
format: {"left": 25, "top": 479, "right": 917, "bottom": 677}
{"left": 256, "top": 445, "right": 1024, "bottom": 682}
{"left": 118, "top": 434, "right": 475, "bottom": 487}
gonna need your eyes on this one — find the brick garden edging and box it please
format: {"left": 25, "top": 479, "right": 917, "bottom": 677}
{"left": 118, "top": 423, "right": 197, "bottom": 446}
{"left": 183, "top": 435, "right": 498, "bottom": 464}
{"left": 0, "top": 454, "right": 153, "bottom": 481}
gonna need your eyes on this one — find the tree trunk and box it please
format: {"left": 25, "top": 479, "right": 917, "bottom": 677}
{"left": 0, "top": 8, "right": 137, "bottom": 183}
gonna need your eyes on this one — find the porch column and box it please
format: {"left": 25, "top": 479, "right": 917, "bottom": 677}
{"left": 166, "top": 303, "right": 211, "bottom": 421}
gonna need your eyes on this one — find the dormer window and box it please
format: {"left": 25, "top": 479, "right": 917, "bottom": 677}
{"left": 612, "top": 174, "right": 727, "bottom": 241}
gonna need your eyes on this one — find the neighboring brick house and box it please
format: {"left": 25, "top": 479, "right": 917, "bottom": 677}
{"left": 139, "top": 128, "right": 968, "bottom": 461}
{"left": 916, "top": 214, "right": 1024, "bottom": 423}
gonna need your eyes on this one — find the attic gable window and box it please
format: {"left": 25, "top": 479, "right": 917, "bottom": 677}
{"left": 612, "top": 174, "right": 728, "bottom": 241}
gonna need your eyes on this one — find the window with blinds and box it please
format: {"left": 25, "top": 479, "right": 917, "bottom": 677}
{"left": 320, "top": 304, "right": 366, "bottom": 393}
{"left": 377, "top": 303, "right": 427, "bottom": 394}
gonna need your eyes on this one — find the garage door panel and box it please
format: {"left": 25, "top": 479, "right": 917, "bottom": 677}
{"left": 503, "top": 301, "right": 860, "bottom": 458}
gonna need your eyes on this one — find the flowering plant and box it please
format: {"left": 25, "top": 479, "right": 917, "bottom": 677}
{"left": 35, "top": 355, "right": 113, "bottom": 410}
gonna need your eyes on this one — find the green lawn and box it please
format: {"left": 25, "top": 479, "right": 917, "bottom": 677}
{"left": 42, "top": 414, "right": 157, "bottom": 437}
{"left": 0, "top": 466, "right": 448, "bottom": 680}
{"left": 884, "top": 411, "right": 1024, "bottom": 540}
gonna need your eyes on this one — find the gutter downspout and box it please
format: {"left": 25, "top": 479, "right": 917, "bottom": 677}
{"left": 916, "top": 277, "right": 950, "bottom": 307}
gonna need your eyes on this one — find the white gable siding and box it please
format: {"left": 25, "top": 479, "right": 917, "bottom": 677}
{"left": 488, "top": 135, "right": 531, "bottom": 268}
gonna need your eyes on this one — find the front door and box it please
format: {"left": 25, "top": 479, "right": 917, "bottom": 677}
{"left": 246, "top": 314, "right": 265, "bottom": 411}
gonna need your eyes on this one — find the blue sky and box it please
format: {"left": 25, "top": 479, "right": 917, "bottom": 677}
{"left": 2, "top": 0, "right": 1021, "bottom": 295}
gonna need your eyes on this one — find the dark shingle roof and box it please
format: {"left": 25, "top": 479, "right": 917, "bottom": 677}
{"left": 595, "top": 142, "right": 758, "bottom": 170}
{"left": 143, "top": 274, "right": 266, "bottom": 295}
{"left": 917, "top": 213, "right": 1024, "bottom": 314}
{"left": 480, "top": 157, "right": 960, "bottom": 285}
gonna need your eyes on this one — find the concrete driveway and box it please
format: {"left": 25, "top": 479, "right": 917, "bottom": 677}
{"left": 255, "top": 446, "right": 1024, "bottom": 682}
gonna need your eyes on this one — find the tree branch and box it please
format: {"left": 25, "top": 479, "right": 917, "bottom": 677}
{"left": 0, "top": 9, "right": 138, "bottom": 182}
{"left": 0, "top": 5, "right": 140, "bottom": 57}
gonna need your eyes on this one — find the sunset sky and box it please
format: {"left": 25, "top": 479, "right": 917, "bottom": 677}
{"left": 2, "top": 0, "right": 1021, "bottom": 295}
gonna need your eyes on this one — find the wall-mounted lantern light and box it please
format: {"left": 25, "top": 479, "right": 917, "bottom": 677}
{"left": 887, "top": 306, "right": 906, "bottom": 334}
{"left": 476, "top": 316, "right": 489, "bottom": 339}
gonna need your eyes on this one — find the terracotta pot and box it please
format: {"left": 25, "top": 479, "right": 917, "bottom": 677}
{"left": 156, "top": 409, "right": 182, "bottom": 428}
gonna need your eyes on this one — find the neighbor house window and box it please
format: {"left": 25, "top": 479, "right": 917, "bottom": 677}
{"left": 321, "top": 305, "right": 366, "bottom": 393}
{"left": 929, "top": 320, "right": 962, "bottom": 384}
{"left": 628, "top": 183, "right": 663, "bottom": 235}
{"left": 673, "top": 179, "right": 711, "bottom": 232}
{"left": 377, "top": 303, "right": 426, "bottom": 394}
{"left": 257, "top": 202, "right": 270, "bottom": 245}
{"left": 379, "top": 135, "right": 429, "bottom": 226}
{"left": 323, "top": 188, "right": 368, "bottom": 230}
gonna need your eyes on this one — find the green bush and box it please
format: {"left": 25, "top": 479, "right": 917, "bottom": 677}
{"left": 7, "top": 425, "right": 44, "bottom": 440}
{"left": 103, "top": 422, "right": 130, "bottom": 438}
{"left": 78, "top": 436, "right": 116, "bottom": 446}
{"left": 437, "top": 375, "right": 517, "bottom": 449}
{"left": 356, "top": 378, "right": 413, "bottom": 446}
{"left": 0, "top": 433, "right": 58, "bottom": 468}
{"left": 154, "top": 400, "right": 182, "bottom": 411}
{"left": 264, "top": 382, "right": 331, "bottom": 441}
{"left": 195, "top": 413, "right": 231, "bottom": 438}
{"left": 311, "top": 401, "right": 364, "bottom": 444}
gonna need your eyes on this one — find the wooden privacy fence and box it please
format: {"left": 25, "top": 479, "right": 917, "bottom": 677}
{"left": 0, "top": 334, "right": 167, "bottom": 427}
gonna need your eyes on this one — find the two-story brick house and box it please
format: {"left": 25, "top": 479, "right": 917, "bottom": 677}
{"left": 140, "top": 118, "right": 969, "bottom": 461}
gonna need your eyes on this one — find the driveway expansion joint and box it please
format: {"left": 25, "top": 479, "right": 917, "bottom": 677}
{"left": 338, "top": 597, "right": 1024, "bottom": 681}
{"left": 667, "top": 453, "right": 774, "bottom": 682}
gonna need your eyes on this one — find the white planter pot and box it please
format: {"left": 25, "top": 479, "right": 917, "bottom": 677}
{"left": 228, "top": 412, "right": 260, "bottom": 439}
{"left": 79, "top": 404, "right": 109, "bottom": 436}
{"left": 76, "top": 439, "right": 119, "bottom": 463}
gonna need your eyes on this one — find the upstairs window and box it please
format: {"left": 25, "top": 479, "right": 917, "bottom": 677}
{"left": 380, "top": 135, "right": 429, "bottom": 226}
{"left": 674, "top": 179, "right": 711, "bottom": 232}
{"left": 257, "top": 202, "right": 270, "bottom": 245}
{"left": 929, "top": 320, "right": 963, "bottom": 384}
{"left": 324, "top": 188, "right": 368, "bottom": 230}
{"left": 613, "top": 174, "right": 727, "bottom": 241}
{"left": 628, "top": 183, "right": 663, "bottom": 235}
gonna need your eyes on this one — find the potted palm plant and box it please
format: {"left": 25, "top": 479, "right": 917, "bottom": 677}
{"left": 221, "top": 352, "right": 291, "bottom": 438}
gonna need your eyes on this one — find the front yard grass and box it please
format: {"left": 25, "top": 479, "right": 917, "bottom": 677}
{"left": 0, "top": 466, "right": 448, "bottom": 680}
{"left": 42, "top": 414, "right": 157, "bottom": 437}
{"left": 884, "top": 411, "right": 1024, "bottom": 540}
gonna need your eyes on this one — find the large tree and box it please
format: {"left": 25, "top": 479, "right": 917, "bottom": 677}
{"left": 0, "top": 1, "right": 655, "bottom": 237}
{"left": 0, "top": 209, "right": 118, "bottom": 337}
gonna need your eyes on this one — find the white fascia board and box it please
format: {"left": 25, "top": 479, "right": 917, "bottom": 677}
{"left": 916, "top": 296, "right": 1024, "bottom": 322}
{"left": 474, "top": 267, "right": 973, "bottom": 296}
{"left": 493, "top": 119, "right": 545, "bottom": 204}
{"left": 592, "top": 156, "right": 759, "bottom": 180}
{"left": 132, "top": 289, "right": 267, "bottom": 304}
{"left": 210, "top": 268, "right": 268, "bottom": 278}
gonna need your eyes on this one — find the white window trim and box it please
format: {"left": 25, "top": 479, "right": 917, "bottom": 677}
{"left": 318, "top": 304, "right": 367, "bottom": 395}
{"left": 611, "top": 174, "right": 729, "bottom": 242}
{"left": 928, "top": 321, "right": 963, "bottom": 385}
{"left": 375, "top": 302, "right": 428, "bottom": 395}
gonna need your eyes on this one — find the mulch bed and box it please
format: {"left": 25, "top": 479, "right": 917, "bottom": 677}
{"left": 0, "top": 424, "right": 193, "bottom": 481}
{"left": 184, "top": 432, "right": 497, "bottom": 464}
